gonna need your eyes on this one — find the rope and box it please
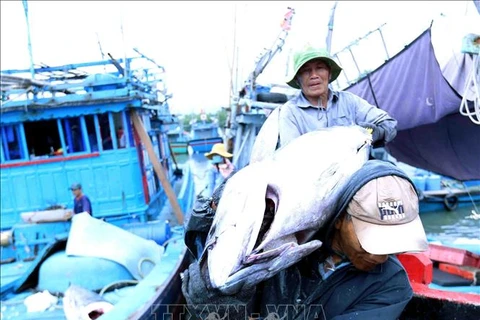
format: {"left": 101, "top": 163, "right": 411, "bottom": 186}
{"left": 459, "top": 54, "right": 480, "bottom": 125}
{"left": 462, "top": 181, "right": 480, "bottom": 215}
{"left": 99, "top": 280, "right": 139, "bottom": 296}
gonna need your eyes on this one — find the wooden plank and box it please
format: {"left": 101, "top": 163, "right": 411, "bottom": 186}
{"left": 130, "top": 110, "right": 184, "bottom": 224}
{"left": 439, "top": 263, "right": 480, "bottom": 284}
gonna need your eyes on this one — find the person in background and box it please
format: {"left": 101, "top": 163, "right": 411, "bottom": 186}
{"left": 279, "top": 45, "right": 397, "bottom": 148}
{"left": 203, "top": 143, "right": 235, "bottom": 197}
{"left": 117, "top": 126, "right": 126, "bottom": 148}
{"left": 181, "top": 160, "right": 428, "bottom": 319}
{"left": 69, "top": 183, "right": 92, "bottom": 215}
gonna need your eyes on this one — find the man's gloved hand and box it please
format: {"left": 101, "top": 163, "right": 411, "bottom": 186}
{"left": 181, "top": 261, "right": 254, "bottom": 319}
{"left": 358, "top": 122, "right": 385, "bottom": 144}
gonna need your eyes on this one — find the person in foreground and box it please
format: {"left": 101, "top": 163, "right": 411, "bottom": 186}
{"left": 181, "top": 160, "right": 428, "bottom": 320}
{"left": 69, "top": 183, "right": 92, "bottom": 215}
{"left": 204, "top": 143, "right": 235, "bottom": 197}
{"left": 279, "top": 45, "right": 397, "bottom": 148}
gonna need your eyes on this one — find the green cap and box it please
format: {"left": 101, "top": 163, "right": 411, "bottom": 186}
{"left": 286, "top": 46, "right": 342, "bottom": 89}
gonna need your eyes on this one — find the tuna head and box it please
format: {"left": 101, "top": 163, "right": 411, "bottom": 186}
{"left": 202, "top": 161, "right": 270, "bottom": 291}
{"left": 252, "top": 125, "right": 372, "bottom": 253}
{"left": 204, "top": 125, "right": 372, "bottom": 294}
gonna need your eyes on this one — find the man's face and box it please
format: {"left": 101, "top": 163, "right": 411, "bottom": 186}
{"left": 334, "top": 216, "right": 388, "bottom": 271}
{"left": 71, "top": 188, "right": 81, "bottom": 197}
{"left": 297, "top": 59, "right": 330, "bottom": 103}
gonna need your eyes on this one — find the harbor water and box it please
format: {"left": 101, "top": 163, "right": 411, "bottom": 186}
{"left": 421, "top": 206, "right": 480, "bottom": 252}
{"left": 177, "top": 153, "right": 480, "bottom": 252}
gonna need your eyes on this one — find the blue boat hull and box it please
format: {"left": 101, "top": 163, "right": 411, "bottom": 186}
{"left": 419, "top": 194, "right": 480, "bottom": 213}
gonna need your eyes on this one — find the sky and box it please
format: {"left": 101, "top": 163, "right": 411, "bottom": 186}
{"left": 1, "top": 1, "right": 479, "bottom": 114}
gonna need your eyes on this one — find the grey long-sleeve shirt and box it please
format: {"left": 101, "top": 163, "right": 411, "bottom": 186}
{"left": 278, "top": 89, "right": 397, "bottom": 147}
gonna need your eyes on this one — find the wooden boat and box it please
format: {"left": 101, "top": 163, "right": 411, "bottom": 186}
{"left": 418, "top": 184, "right": 480, "bottom": 213}
{"left": 167, "top": 124, "right": 190, "bottom": 155}
{"left": 373, "top": 151, "right": 480, "bottom": 214}
{"left": 0, "top": 48, "right": 196, "bottom": 319}
{"left": 188, "top": 120, "right": 223, "bottom": 154}
{"left": 398, "top": 243, "right": 480, "bottom": 320}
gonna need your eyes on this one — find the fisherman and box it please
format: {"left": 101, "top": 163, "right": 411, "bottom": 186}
{"left": 279, "top": 45, "right": 397, "bottom": 148}
{"left": 181, "top": 160, "right": 428, "bottom": 319}
{"left": 69, "top": 183, "right": 93, "bottom": 215}
{"left": 203, "top": 143, "right": 235, "bottom": 197}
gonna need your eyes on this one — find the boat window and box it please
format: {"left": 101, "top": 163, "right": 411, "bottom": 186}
{"left": 61, "top": 117, "right": 86, "bottom": 154}
{"left": 1, "top": 124, "right": 24, "bottom": 161}
{"left": 85, "top": 115, "right": 99, "bottom": 152}
{"left": 98, "top": 114, "right": 114, "bottom": 150}
{"left": 24, "top": 120, "right": 62, "bottom": 158}
{"left": 126, "top": 114, "right": 135, "bottom": 147}
{"left": 112, "top": 112, "right": 127, "bottom": 148}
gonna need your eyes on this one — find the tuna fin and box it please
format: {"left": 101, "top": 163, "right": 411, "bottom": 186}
{"left": 250, "top": 107, "right": 281, "bottom": 164}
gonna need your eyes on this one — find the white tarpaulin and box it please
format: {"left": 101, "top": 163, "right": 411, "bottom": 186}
{"left": 65, "top": 213, "right": 164, "bottom": 280}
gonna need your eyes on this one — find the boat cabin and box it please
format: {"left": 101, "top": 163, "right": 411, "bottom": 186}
{"left": 0, "top": 56, "right": 180, "bottom": 232}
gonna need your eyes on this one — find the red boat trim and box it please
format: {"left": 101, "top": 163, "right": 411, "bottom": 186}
{"left": 427, "top": 243, "right": 480, "bottom": 268}
{"left": 411, "top": 282, "right": 480, "bottom": 305}
{"left": 397, "top": 252, "right": 433, "bottom": 284}
{"left": 399, "top": 247, "right": 480, "bottom": 306}
{"left": 0, "top": 153, "right": 100, "bottom": 168}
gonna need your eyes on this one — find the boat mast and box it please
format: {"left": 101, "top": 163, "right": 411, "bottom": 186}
{"left": 22, "top": 0, "right": 35, "bottom": 79}
{"left": 326, "top": 1, "right": 338, "bottom": 54}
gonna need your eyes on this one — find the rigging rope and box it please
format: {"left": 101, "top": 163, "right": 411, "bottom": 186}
{"left": 458, "top": 53, "right": 480, "bottom": 125}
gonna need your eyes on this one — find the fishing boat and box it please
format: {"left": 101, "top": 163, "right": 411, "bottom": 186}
{"left": 398, "top": 243, "right": 480, "bottom": 320}
{"left": 336, "top": 20, "right": 480, "bottom": 320}
{"left": 225, "top": 7, "right": 296, "bottom": 169}
{"left": 341, "top": 26, "right": 480, "bottom": 214}
{"left": 343, "top": 26, "right": 479, "bottom": 179}
{"left": 0, "top": 49, "right": 196, "bottom": 318}
{"left": 167, "top": 122, "right": 190, "bottom": 156}
{"left": 187, "top": 116, "right": 223, "bottom": 154}
{"left": 371, "top": 149, "right": 480, "bottom": 213}
{"left": 410, "top": 171, "right": 480, "bottom": 213}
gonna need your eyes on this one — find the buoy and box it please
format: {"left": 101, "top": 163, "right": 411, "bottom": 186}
{"left": 443, "top": 195, "right": 458, "bottom": 211}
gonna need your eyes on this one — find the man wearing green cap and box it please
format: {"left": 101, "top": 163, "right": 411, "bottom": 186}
{"left": 279, "top": 46, "right": 397, "bottom": 147}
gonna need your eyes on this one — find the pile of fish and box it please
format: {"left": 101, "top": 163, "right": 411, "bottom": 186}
{"left": 201, "top": 125, "right": 372, "bottom": 294}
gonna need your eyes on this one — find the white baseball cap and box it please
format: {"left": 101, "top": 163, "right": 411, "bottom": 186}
{"left": 346, "top": 175, "right": 428, "bottom": 255}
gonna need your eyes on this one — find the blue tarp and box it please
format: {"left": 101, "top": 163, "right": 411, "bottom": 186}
{"left": 344, "top": 28, "right": 480, "bottom": 181}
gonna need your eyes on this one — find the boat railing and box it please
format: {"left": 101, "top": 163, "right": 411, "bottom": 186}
{"left": 1, "top": 55, "right": 168, "bottom": 112}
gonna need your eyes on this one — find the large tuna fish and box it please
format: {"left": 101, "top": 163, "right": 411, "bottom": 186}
{"left": 201, "top": 125, "right": 372, "bottom": 294}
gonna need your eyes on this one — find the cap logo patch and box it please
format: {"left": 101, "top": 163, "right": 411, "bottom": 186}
{"left": 378, "top": 200, "right": 405, "bottom": 220}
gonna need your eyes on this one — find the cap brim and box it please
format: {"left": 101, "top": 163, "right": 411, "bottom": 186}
{"left": 352, "top": 215, "right": 428, "bottom": 255}
{"left": 204, "top": 151, "right": 233, "bottom": 159}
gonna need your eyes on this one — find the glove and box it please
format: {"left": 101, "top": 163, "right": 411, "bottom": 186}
{"left": 218, "top": 158, "right": 235, "bottom": 179}
{"left": 181, "top": 261, "right": 254, "bottom": 319}
{"left": 358, "top": 122, "right": 385, "bottom": 145}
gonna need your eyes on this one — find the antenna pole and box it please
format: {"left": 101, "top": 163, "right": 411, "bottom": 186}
{"left": 22, "top": 0, "right": 35, "bottom": 79}
{"left": 326, "top": 1, "right": 338, "bottom": 54}
{"left": 95, "top": 32, "right": 106, "bottom": 60}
